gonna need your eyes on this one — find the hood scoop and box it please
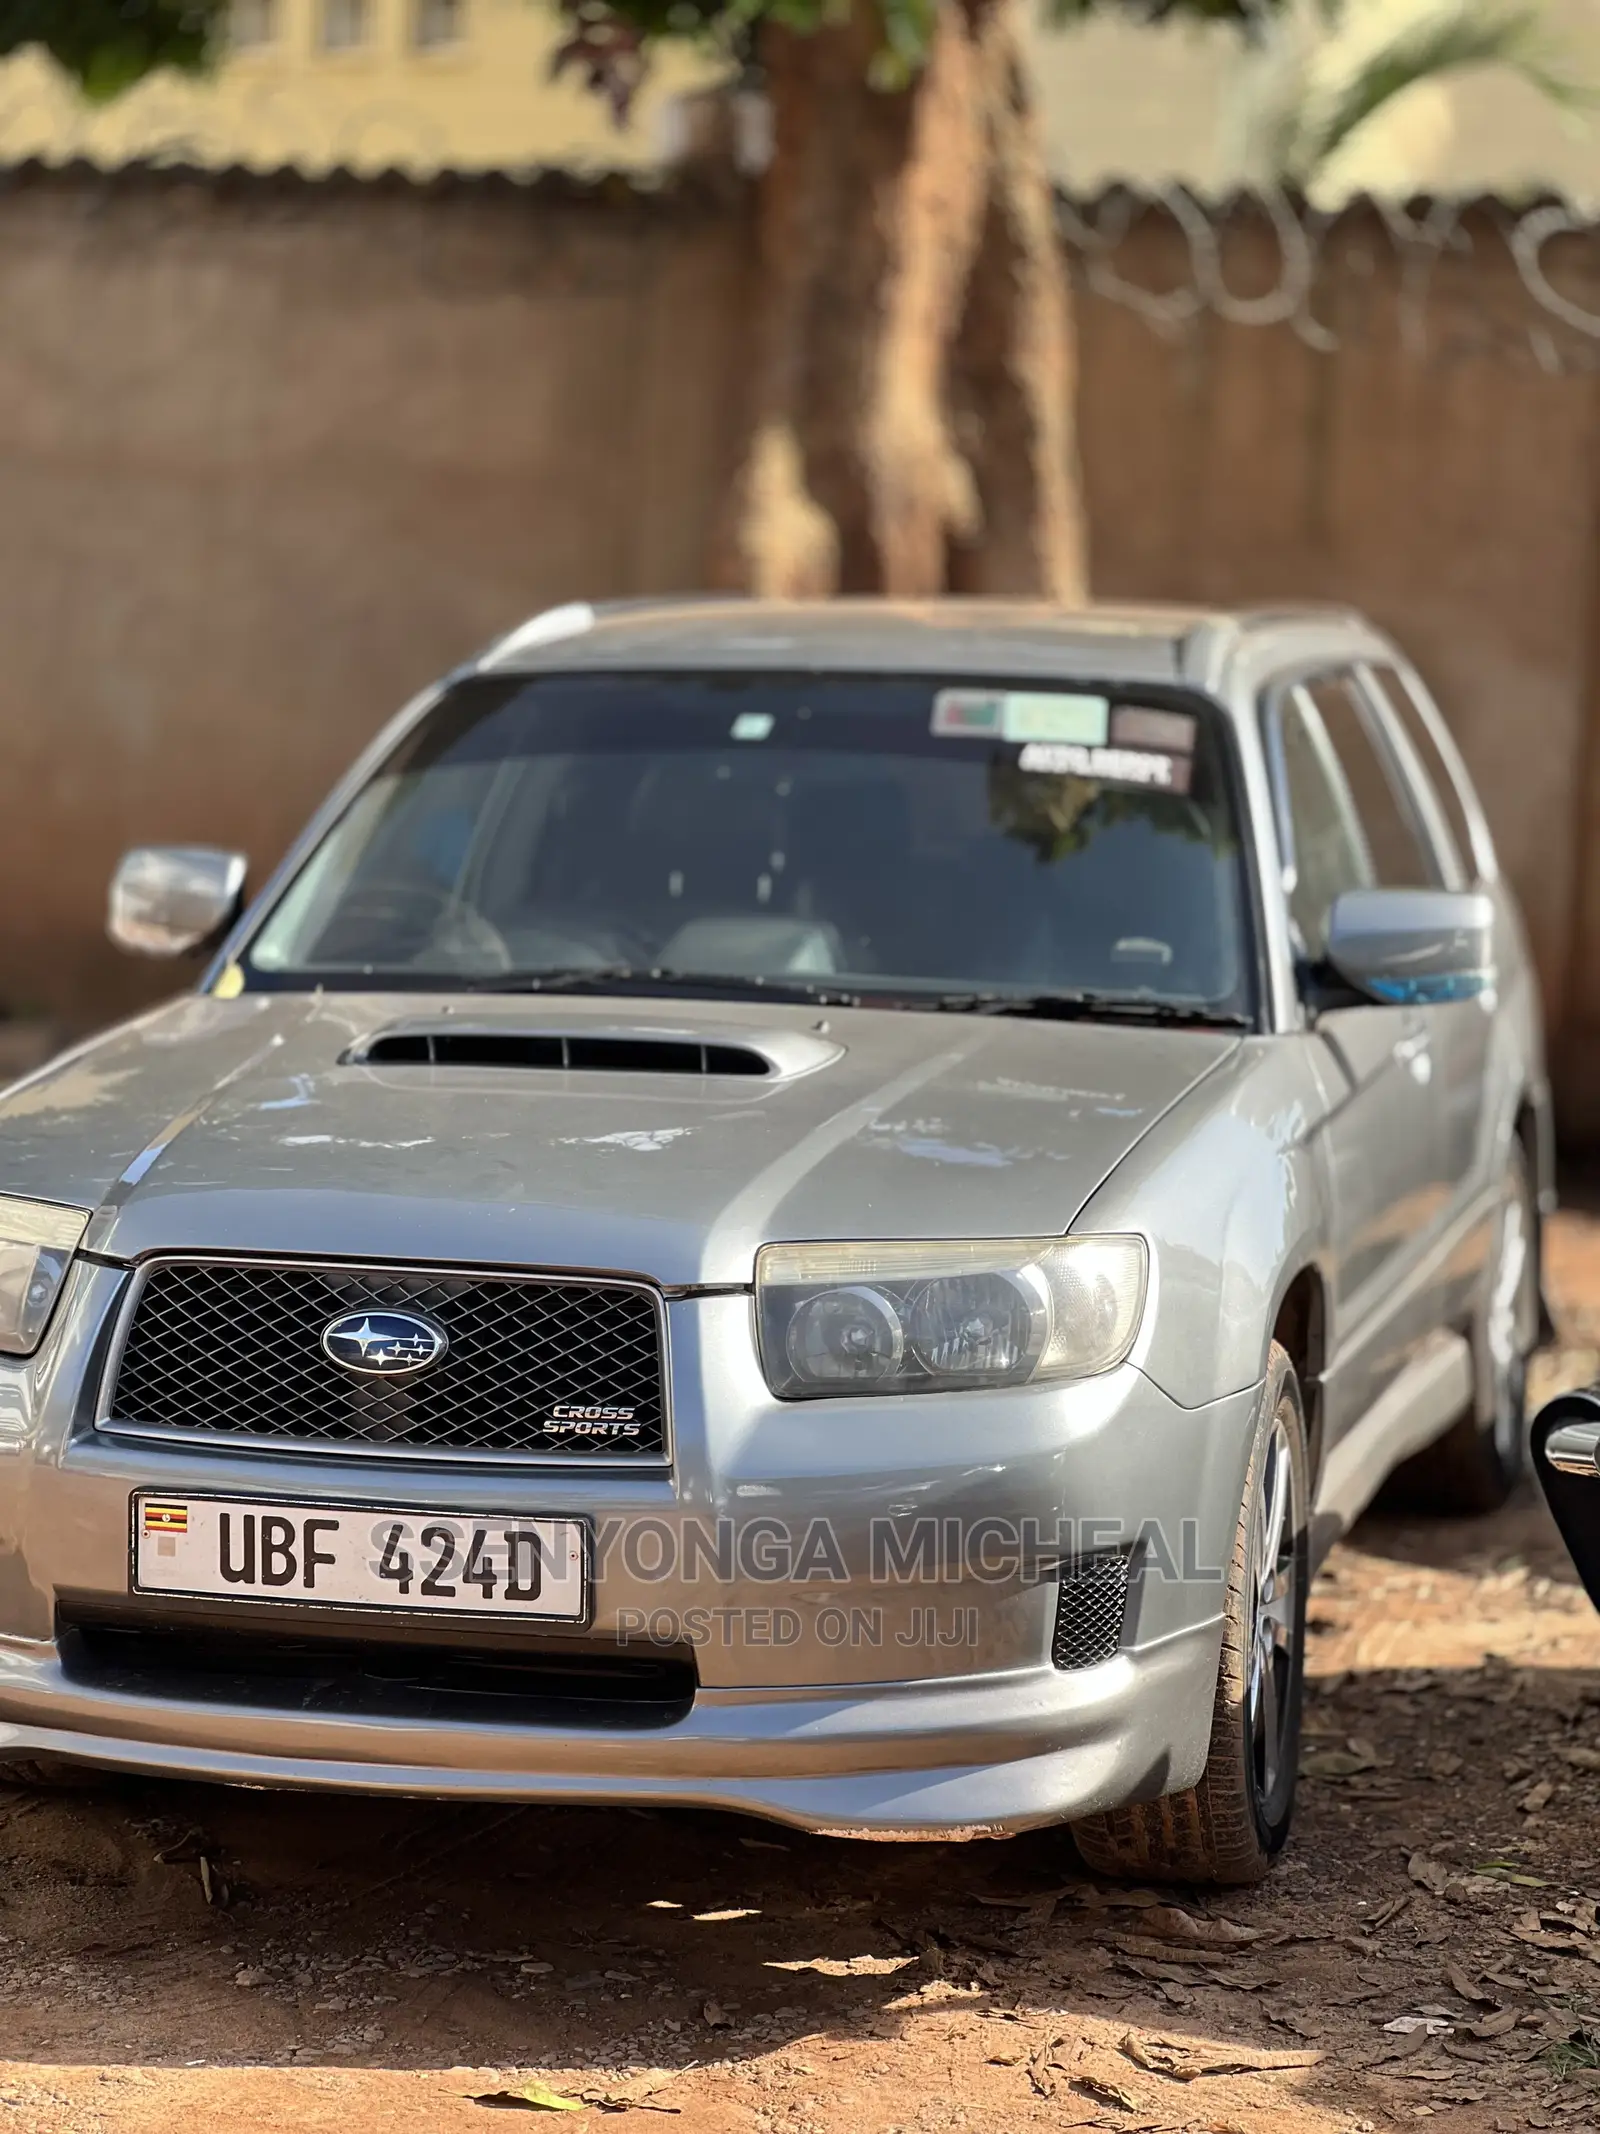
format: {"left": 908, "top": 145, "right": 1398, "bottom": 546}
{"left": 349, "top": 1025, "right": 774, "bottom": 1078}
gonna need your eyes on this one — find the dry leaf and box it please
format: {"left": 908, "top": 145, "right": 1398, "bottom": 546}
{"left": 1116, "top": 1954, "right": 1205, "bottom": 1985}
{"left": 1071, "top": 2074, "right": 1141, "bottom": 2111}
{"left": 471, "top": 2085, "right": 585, "bottom": 2113}
{"left": 1408, "top": 1854, "right": 1454, "bottom": 1895}
{"left": 577, "top": 2074, "right": 685, "bottom": 2117}
{"left": 1374, "top": 2028, "right": 1439, "bottom": 2063}
{"left": 701, "top": 2000, "right": 733, "bottom": 2028}
{"left": 1472, "top": 1862, "right": 1548, "bottom": 1888}
{"left": 974, "top": 1885, "right": 1077, "bottom": 1911}
{"left": 1365, "top": 1893, "right": 1412, "bottom": 1932}
{"left": 1119, "top": 2032, "right": 1321, "bottom": 2081}
{"left": 1073, "top": 1887, "right": 1167, "bottom": 1911}
{"left": 1518, "top": 1780, "right": 1555, "bottom": 1814}
{"left": 1445, "top": 1965, "right": 1493, "bottom": 2004}
{"left": 1300, "top": 1750, "right": 1367, "bottom": 1780}
{"left": 1265, "top": 2009, "right": 1325, "bottom": 2039}
{"left": 1508, "top": 1910, "right": 1592, "bottom": 1954}
{"left": 1468, "top": 2007, "right": 1519, "bottom": 2038}
{"left": 1024, "top": 2032, "right": 1075, "bottom": 2098}
{"left": 1559, "top": 1745, "right": 1600, "bottom": 1772}
{"left": 1118, "top": 1906, "right": 1262, "bottom": 1951}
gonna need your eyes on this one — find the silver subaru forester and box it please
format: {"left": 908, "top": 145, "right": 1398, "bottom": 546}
{"left": 0, "top": 599, "right": 1549, "bottom": 1884}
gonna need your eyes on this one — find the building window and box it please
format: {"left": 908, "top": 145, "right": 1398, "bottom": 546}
{"left": 230, "top": 0, "right": 278, "bottom": 47}
{"left": 320, "top": 0, "right": 368, "bottom": 49}
{"left": 413, "top": 0, "right": 464, "bottom": 47}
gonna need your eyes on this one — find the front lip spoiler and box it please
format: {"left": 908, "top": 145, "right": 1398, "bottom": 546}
{"left": 0, "top": 1612, "right": 1225, "bottom": 1836}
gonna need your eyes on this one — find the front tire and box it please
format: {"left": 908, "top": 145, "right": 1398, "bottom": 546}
{"left": 1071, "top": 1342, "right": 1309, "bottom": 1886}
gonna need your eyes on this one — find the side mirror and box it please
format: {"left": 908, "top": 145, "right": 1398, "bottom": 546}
{"left": 108, "top": 846, "right": 247, "bottom": 959}
{"left": 1323, "top": 887, "right": 1494, "bottom": 1007}
{"left": 1534, "top": 1390, "right": 1600, "bottom": 1615}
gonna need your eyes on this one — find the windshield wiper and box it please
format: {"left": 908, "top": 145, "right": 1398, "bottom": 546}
{"left": 450, "top": 969, "right": 1248, "bottom": 1027}
{"left": 929, "top": 990, "right": 1254, "bottom": 1031}
{"left": 459, "top": 966, "right": 866, "bottom": 1007}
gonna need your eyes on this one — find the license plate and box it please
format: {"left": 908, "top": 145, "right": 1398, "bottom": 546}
{"left": 131, "top": 1494, "right": 589, "bottom": 1622}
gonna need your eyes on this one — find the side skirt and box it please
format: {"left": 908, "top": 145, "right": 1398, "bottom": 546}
{"left": 1310, "top": 1329, "right": 1473, "bottom": 1565}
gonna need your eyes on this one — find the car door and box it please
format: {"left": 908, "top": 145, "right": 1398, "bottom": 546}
{"left": 1359, "top": 661, "right": 1493, "bottom": 1212}
{"left": 1265, "top": 673, "right": 1452, "bottom": 1438}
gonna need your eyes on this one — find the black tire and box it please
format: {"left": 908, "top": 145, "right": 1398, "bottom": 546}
{"left": 1071, "top": 1342, "right": 1309, "bottom": 1886}
{"left": 1388, "top": 1141, "right": 1539, "bottom": 1516}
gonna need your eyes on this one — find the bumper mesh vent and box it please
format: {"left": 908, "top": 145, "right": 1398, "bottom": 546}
{"left": 1050, "top": 1549, "right": 1134, "bottom": 1671}
{"left": 106, "top": 1260, "right": 667, "bottom": 1462}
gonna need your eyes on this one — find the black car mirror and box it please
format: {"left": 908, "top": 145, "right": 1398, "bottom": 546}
{"left": 1533, "top": 1388, "right": 1600, "bottom": 1614}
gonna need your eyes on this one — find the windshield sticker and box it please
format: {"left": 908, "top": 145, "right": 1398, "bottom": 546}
{"left": 933, "top": 690, "right": 1109, "bottom": 745}
{"left": 730, "top": 711, "right": 776, "bottom": 742}
{"left": 1110, "top": 705, "right": 1198, "bottom": 755}
{"left": 1000, "top": 693, "right": 1110, "bottom": 744}
{"left": 1017, "top": 741, "right": 1194, "bottom": 794}
{"left": 931, "top": 690, "right": 1005, "bottom": 738}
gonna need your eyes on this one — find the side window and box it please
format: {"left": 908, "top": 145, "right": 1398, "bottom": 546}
{"left": 1366, "top": 664, "right": 1481, "bottom": 884}
{"left": 1271, "top": 675, "right": 1442, "bottom": 959}
{"left": 1304, "top": 678, "right": 1442, "bottom": 891}
{"left": 1274, "top": 690, "right": 1371, "bottom": 959}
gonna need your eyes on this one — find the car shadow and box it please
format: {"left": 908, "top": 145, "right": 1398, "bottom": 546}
{"left": 1351, "top": 1473, "right": 1591, "bottom": 1590}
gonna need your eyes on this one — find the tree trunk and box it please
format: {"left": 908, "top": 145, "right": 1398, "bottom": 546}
{"left": 713, "top": 0, "right": 1086, "bottom": 601}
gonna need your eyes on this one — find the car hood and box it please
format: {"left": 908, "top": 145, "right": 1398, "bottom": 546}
{"left": 0, "top": 993, "right": 1239, "bottom": 1285}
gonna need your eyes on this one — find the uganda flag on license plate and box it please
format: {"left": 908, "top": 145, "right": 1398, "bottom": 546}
{"left": 142, "top": 1502, "right": 189, "bottom": 1536}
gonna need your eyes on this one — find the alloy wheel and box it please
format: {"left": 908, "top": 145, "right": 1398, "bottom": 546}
{"left": 1485, "top": 1182, "right": 1531, "bottom": 1467}
{"left": 1247, "top": 1414, "right": 1299, "bottom": 1811}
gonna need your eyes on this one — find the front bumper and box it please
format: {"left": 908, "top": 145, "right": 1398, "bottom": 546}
{"left": 0, "top": 1262, "right": 1259, "bottom": 1837}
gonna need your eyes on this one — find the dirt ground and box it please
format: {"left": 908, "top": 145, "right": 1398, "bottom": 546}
{"left": 6, "top": 1221, "right": 1600, "bottom": 2134}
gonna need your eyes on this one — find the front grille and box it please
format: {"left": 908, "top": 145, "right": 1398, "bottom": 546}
{"left": 104, "top": 1259, "right": 667, "bottom": 1462}
{"left": 1051, "top": 1549, "right": 1134, "bottom": 1671}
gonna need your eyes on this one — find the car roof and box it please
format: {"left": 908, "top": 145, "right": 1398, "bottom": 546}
{"left": 476, "top": 596, "right": 1378, "bottom": 691}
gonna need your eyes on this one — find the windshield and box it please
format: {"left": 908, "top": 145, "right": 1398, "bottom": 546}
{"left": 246, "top": 671, "right": 1255, "bottom": 1017}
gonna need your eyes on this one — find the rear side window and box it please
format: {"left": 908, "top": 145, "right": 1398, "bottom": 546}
{"left": 1366, "top": 665, "right": 1481, "bottom": 884}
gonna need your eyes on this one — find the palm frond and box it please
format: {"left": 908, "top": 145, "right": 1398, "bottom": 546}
{"left": 1283, "top": 1, "right": 1592, "bottom": 182}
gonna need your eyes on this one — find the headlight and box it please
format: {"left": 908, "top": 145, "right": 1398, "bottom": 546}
{"left": 0, "top": 1196, "right": 90, "bottom": 1357}
{"left": 756, "top": 1236, "right": 1147, "bottom": 1399}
